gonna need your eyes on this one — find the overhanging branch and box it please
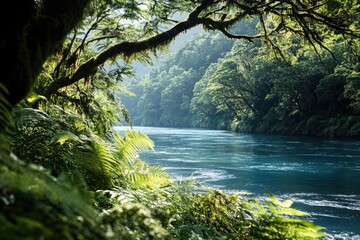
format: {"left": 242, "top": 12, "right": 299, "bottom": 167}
{"left": 41, "top": 1, "right": 214, "bottom": 97}
{"left": 40, "top": 0, "right": 360, "bottom": 98}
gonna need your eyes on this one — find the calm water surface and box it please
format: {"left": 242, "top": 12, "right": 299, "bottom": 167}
{"left": 115, "top": 126, "right": 360, "bottom": 239}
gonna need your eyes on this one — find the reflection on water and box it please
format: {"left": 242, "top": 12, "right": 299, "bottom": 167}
{"left": 115, "top": 126, "right": 360, "bottom": 239}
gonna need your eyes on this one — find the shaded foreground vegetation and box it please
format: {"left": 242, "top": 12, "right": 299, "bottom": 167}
{"left": 1, "top": 107, "right": 327, "bottom": 239}
{"left": 0, "top": 0, "right": 359, "bottom": 239}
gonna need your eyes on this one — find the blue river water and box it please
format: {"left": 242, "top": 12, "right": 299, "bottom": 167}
{"left": 115, "top": 126, "right": 360, "bottom": 239}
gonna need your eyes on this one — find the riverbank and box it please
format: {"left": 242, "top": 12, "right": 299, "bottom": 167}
{"left": 116, "top": 126, "right": 360, "bottom": 239}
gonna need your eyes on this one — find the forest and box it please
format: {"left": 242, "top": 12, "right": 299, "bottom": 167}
{"left": 0, "top": 0, "right": 359, "bottom": 239}
{"left": 123, "top": 21, "right": 360, "bottom": 137}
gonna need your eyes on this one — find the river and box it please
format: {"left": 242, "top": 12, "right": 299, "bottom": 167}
{"left": 115, "top": 126, "right": 360, "bottom": 239}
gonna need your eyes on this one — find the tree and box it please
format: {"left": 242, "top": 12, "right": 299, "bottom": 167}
{"left": 159, "top": 67, "right": 200, "bottom": 126}
{"left": 200, "top": 40, "right": 276, "bottom": 131}
{"left": 1, "top": 0, "right": 359, "bottom": 125}
{"left": 191, "top": 63, "right": 234, "bottom": 129}
{"left": 123, "top": 31, "right": 234, "bottom": 127}
{"left": 0, "top": 0, "right": 91, "bottom": 107}
{"left": 189, "top": 34, "right": 360, "bottom": 136}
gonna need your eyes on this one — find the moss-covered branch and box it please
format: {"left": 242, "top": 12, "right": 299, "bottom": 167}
{"left": 40, "top": 0, "right": 359, "bottom": 98}
{"left": 40, "top": 1, "right": 213, "bottom": 97}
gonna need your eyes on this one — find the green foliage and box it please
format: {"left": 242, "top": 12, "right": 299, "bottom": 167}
{"left": 130, "top": 29, "right": 360, "bottom": 137}
{"left": 9, "top": 107, "right": 170, "bottom": 190}
{"left": 112, "top": 131, "right": 171, "bottom": 188}
{"left": 123, "top": 15, "right": 359, "bottom": 137}
{"left": 113, "top": 131, "right": 154, "bottom": 163}
{"left": 122, "top": 31, "right": 235, "bottom": 127}
{"left": 101, "top": 203, "right": 169, "bottom": 240}
{"left": 219, "top": 40, "right": 360, "bottom": 137}
{"left": 244, "top": 194, "right": 327, "bottom": 239}
{"left": 96, "top": 184, "right": 326, "bottom": 240}
{"left": 36, "top": 63, "right": 131, "bottom": 137}
{"left": 10, "top": 107, "right": 112, "bottom": 189}
{"left": 0, "top": 135, "right": 105, "bottom": 240}
{"left": 3, "top": 96, "right": 328, "bottom": 240}
{"left": 191, "top": 63, "right": 231, "bottom": 129}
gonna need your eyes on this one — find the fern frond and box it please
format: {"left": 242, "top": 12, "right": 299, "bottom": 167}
{"left": 90, "top": 135, "right": 117, "bottom": 183}
{"left": 118, "top": 158, "right": 170, "bottom": 189}
{"left": 113, "top": 131, "right": 154, "bottom": 164}
{"left": 10, "top": 107, "right": 117, "bottom": 189}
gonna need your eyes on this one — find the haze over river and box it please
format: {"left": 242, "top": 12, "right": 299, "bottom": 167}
{"left": 115, "top": 126, "right": 360, "bottom": 239}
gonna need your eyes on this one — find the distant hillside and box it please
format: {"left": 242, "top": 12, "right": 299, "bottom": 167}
{"left": 133, "top": 25, "right": 203, "bottom": 78}
{"left": 121, "top": 29, "right": 235, "bottom": 126}
{"left": 121, "top": 17, "right": 360, "bottom": 138}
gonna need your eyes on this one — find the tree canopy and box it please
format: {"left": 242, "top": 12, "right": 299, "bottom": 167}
{"left": 1, "top": 0, "right": 359, "bottom": 115}
{"left": 122, "top": 17, "right": 360, "bottom": 137}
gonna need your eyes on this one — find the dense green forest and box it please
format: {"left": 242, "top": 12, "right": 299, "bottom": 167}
{"left": 0, "top": 0, "right": 359, "bottom": 239}
{"left": 124, "top": 23, "right": 360, "bottom": 137}
{"left": 122, "top": 31, "right": 235, "bottom": 127}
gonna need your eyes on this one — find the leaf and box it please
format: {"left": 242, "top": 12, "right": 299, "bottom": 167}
{"left": 113, "top": 131, "right": 154, "bottom": 163}
{"left": 277, "top": 207, "right": 310, "bottom": 217}
{"left": 268, "top": 193, "right": 282, "bottom": 207}
{"left": 51, "top": 131, "right": 82, "bottom": 145}
{"left": 90, "top": 135, "right": 117, "bottom": 182}
{"left": 264, "top": 199, "right": 277, "bottom": 215}
{"left": 26, "top": 94, "right": 47, "bottom": 106}
{"left": 282, "top": 199, "right": 293, "bottom": 208}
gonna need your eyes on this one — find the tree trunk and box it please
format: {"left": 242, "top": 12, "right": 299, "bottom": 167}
{"left": 0, "top": 0, "right": 90, "bottom": 106}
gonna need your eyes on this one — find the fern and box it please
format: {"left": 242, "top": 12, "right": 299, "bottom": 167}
{"left": 117, "top": 158, "right": 171, "bottom": 188}
{"left": 10, "top": 107, "right": 115, "bottom": 189}
{"left": 90, "top": 135, "right": 118, "bottom": 186}
{"left": 0, "top": 134, "right": 105, "bottom": 239}
{"left": 111, "top": 131, "right": 173, "bottom": 189}
{"left": 10, "top": 107, "right": 167, "bottom": 190}
{"left": 242, "top": 194, "right": 327, "bottom": 239}
{"left": 96, "top": 184, "right": 327, "bottom": 240}
{"left": 113, "top": 131, "right": 154, "bottom": 164}
{"left": 7, "top": 107, "right": 327, "bottom": 239}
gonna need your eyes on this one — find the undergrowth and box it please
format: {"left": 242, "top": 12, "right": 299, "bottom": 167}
{"left": 0, "top": 106, "right": 327, "bottom": 239}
